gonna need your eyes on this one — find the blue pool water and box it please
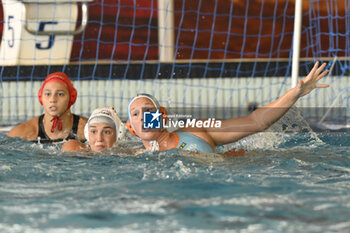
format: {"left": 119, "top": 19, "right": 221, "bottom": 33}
{"left": 0, "top": 129, "right": 350, "bottom": 232}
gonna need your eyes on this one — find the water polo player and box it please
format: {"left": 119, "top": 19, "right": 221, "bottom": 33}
{"left": 127, "top": 62, "right": 329, "bottom": 154}
{"left": 61, "top": 106, "right": 125, "bottom": 152}
{"left": 8, "top": 72, "right": 87, "bottom": 143}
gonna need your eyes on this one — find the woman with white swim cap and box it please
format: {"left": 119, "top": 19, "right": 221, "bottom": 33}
{"left": 127, "top": 62, "right": 329, "bottom": 155}
{"left": 61, "top": 107, "right": 125, "bottom": 152}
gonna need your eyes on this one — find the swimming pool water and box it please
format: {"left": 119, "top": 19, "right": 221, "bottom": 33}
{"left": 0, "top": 130, "right": 350, "bottom": 232}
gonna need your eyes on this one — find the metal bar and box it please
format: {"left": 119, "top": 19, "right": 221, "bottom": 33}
{"left": 157, "top": 0, "right": 174, "bottom": 62}
{"left": 23, "top": 2, "right": 88, "bottom": 35}
{"left": 291, "top": 0, "right": 303, "bottom": 88}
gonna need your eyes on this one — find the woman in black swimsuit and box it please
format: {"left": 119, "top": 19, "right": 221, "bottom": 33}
{"left": 8, "top": 72, "right": 88, "bottom": 144}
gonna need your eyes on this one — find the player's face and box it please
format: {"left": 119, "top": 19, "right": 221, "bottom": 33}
{"left": 41, "top": 81, "right": 70, "bottom": 117}
{"left": 129, "top": 97, "right": 161, "bottom": 140}
{"left": 88, "top": 123, "right": 117, "bottom": 152}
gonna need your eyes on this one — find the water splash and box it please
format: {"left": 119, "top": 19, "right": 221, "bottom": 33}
{"left": 149, "top": 140, "right": 159, "bottom": 152}
{"left": 221, "top": 106, "right": 324, "bottom": 151}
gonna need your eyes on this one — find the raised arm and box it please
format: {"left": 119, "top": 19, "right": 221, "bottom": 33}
{"left": 208, "top": 61, "right": 329, "bottom": 146}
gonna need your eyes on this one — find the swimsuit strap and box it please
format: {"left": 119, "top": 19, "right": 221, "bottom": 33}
{"left": 37, "top": 114, "right": 49, "bottom": 140}
{"left": 66, "top": 114, "right": 80, "bottom": 140}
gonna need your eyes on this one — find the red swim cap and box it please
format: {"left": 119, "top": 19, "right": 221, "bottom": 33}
{"left": 38, "top": 72, "right": 77, "bottom": 109}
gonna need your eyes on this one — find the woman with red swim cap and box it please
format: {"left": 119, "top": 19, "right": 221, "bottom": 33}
{"left": 8, "top": 72, "right": 88, "bottom": 144}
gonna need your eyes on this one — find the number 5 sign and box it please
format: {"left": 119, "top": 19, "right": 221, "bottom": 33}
{"left": 0, "top": 0, "right": 91, "bottom": 65}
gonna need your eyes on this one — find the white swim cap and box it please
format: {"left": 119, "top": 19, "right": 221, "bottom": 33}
{"left": 127, "top": 93, "right": 161, "bottom": 132}
{"left": 84, "top": 107, "right": 126, "bottom": 142}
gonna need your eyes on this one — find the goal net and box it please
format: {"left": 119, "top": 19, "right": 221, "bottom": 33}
{"left": 0, "top": 0, "right": 349, "bottom": 126}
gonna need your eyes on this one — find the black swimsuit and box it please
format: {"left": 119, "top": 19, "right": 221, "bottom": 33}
{"left": 32, "top": 114, "right": 82, "bottom": 144}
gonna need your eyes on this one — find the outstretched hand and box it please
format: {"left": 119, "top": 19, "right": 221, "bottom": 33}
{"left": 296, "top": 61, "right": 329, "bottom": 97}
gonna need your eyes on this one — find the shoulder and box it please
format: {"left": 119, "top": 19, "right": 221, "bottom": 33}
{"left": 76, "top": 115, "right": 88, "bottom": 140}
{"left": 61, "top": 139, "right": 89, "bottom": 152}
{"left": 179, "top": 127, "right": 208, "bottom": 140}
{"left": 7, "top": 117, "right": 40, "bottom": 140}
{"left": 78, "top": 115, "right": 88, "bottom": 125}
{"left": 178, "top": 128, "right": 216, "bottom": 148}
